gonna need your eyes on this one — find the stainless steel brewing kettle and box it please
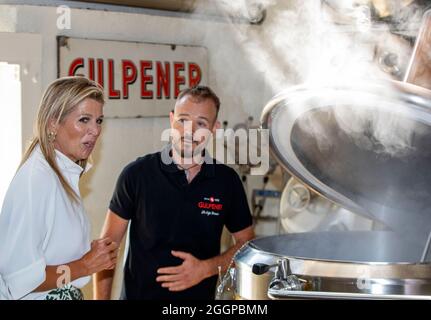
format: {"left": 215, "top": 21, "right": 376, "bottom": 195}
{"left": 229, "top": 11, "right": 431, "bottom": 300}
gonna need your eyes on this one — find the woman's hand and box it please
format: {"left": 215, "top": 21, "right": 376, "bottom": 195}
{"left": 80, "top": 237, "right": 119, "bottom": 276}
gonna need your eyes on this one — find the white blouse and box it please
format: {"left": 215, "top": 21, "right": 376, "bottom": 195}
{"left": 0, "top": 146, "right": 91, "bottom": 300}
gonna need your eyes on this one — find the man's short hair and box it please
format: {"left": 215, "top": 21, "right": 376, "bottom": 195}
{"left": 177, "top": 85, "right": 220, "bottom": 117}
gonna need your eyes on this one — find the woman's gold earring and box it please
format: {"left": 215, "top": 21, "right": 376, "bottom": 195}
{"left": 48, "top": 131, "right": 57, "bottom": 142}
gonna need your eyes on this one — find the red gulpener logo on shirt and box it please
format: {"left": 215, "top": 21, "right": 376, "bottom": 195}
{"left": 198, "top": 197, "right": 223, "bottom": 214}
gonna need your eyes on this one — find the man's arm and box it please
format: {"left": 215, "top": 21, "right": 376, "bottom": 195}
{"left": 93, "top": 210, "right": 129, "bottom": 300}
{"left": 156, "top": 226, "right": 254, "bottom": 292}
{"left": 202, "top": 226, "right": 254, "bottom": 277}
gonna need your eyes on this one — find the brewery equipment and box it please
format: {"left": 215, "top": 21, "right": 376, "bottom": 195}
{"left": 226, "top": 10, "right": 431, "bottom": 300}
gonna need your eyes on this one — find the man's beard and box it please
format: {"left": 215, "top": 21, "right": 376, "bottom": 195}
{"left": 172, "top": 140, "right": 205, "bottom": 159}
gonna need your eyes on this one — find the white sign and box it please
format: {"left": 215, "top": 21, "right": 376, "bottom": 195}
{"left": 58, "top": 37, "right": 208, "bottom": 117}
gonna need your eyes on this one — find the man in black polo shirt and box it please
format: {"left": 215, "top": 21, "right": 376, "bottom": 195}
{"left": 94, "top": 86, "right": 254, "bottom": 300}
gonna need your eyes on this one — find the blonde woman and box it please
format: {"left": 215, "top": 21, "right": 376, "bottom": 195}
{"left": 0, "top": 76, "right": 118, "bottom": 300}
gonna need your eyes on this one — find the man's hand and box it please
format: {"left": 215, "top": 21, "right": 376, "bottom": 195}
{"left": 156, "top": 250, "right": 210, "bottom": 292}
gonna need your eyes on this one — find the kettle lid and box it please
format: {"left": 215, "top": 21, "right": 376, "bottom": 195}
{"left": 261, "top": 80, "right": 431, "bottom": 240}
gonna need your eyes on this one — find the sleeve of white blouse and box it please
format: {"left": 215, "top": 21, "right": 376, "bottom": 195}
{"left": 0, "top": 163, "right": 55, "bottom": 300}
{"left": 0, "top": 274, "right": 12, "bottom": 299}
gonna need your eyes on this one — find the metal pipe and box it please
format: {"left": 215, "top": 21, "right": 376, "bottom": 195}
{"left": 404, "top": 9, "right": 431, "bottom": 262}
{"left": 421, "top": 230, "right": 431, "bottom": 262}
{"left": 404, "top": 10, "right": 431, "bottom": 89}
{"left": 268, "top": 289, "right": 431, "bottom": 300}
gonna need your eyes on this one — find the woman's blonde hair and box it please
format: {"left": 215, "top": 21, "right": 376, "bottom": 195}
{"left": 20, "top": 76, "right": 105, "bottom": 203}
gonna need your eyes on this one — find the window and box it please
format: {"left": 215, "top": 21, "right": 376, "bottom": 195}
{"left": 0, "top": 62, "right": 21, "bottom": 207}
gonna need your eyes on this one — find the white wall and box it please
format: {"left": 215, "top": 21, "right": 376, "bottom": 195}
{"left": 0, "top": 3, "right": 277, "bottom": 299}
{"left": 0, "top": 4, "right": 272, "bottom": 121}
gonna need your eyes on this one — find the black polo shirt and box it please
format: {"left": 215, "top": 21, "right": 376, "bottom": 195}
{"left": 109, "top": 146, "right": 253, "bottom": 300}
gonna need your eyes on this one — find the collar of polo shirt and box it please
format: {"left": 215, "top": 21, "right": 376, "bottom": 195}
{"left": 160, "top": 144, "right": 215, "bottom": 178}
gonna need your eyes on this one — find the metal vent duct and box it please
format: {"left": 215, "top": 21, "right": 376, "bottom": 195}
{"left": 71, "top": 0, "right": 266, "bottom": 24}
{"left": 73, "top": 0, "right": 199, "bottom": 12}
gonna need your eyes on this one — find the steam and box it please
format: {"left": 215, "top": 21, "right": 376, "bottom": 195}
{"left": 332, "top": 100, "right": 418, "bottom": 158}
{"left": 374, "top": 0, "right": 424, "bottom": 34}
{"left": 188, "top": 0, "right": 431, "bottom": 259}
{"left": 192, "top": 0, "right": 428, "bottom": 159}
